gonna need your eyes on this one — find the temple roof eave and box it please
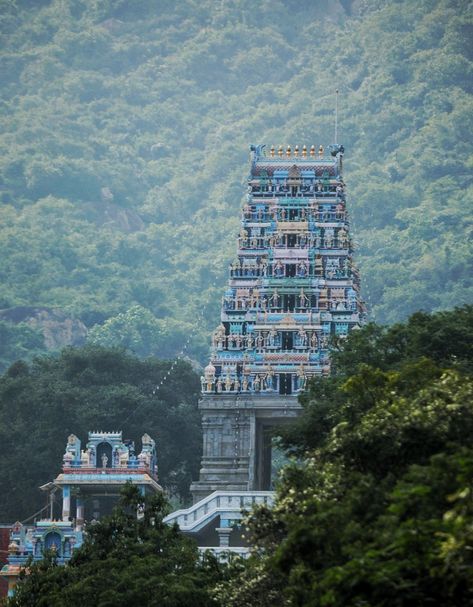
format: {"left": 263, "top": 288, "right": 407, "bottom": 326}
{"left": 52, "top": 473, "right": 162, "bottom": 491}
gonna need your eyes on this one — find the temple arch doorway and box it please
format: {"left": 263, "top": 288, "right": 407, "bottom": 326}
{"left": 254, "top": 420, "right": 292, "bottom": 490}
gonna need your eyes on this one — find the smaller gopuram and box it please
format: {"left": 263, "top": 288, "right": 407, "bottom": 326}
{"left": 1, "top": 431, "right": 161, "bottom": 597}
{"left": 56, "top": 431, "right": 160, "bottom": 524}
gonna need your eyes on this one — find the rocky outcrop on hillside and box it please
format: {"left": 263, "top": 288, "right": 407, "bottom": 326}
{"left": 87, "top": 200, "right": 145, "bottom": 233}
{"left": 0, "top": 307, "right": 87, "bottom": 349}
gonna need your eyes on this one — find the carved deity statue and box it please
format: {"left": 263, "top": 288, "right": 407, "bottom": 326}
{"left": 119, "top": 450, "right": 129, "bottom": 467}
{"left": 63, "top": 450, "right": 73, "bottom": 467}
{"left": 270, "top": 289, "right": 280, "bottom": 307}
{"left": 298, "top": 261, "right": 308, "bottom": 277}
{"left": 268, "top": 327, "right": 277, "bottom": 346}
{"left": 274, "top": 261, "right": 284, "bottom": 277}
{"left": 261, "top": 260, "right": 268, "bottom": 276}
{"left": 205, "top": 361, "right": 216, "bottom": 392}
{"left": 297, "top": 364, "right": 307, "bottom": 390}
{"left": 324, "top": 229, "right": 334, "bottom": 248}
{"left": 298, "top": 328, "right": 307, "bottom": 346}
{"left": 299, "top": 288, "right": 309, "bottom": 308}
{"left": 336, "top": 202, "right": 345, "bottom": 218}
{"left": 310, "top": 332, "right": 318, "bottom": 349}
{"left": 80, "top": 449, "right": 90, "bottom": 466}
{"left": 213, "top": 324, "right": 225, "bottom": 348}
{"left": 265, "top": 366, "right": 275, "bottom": 390}
{"left": 338, "top": 228, "right": 348, "bottom": 247}
{"left": 67, "top": 434, "right": 78, "bottom": 445}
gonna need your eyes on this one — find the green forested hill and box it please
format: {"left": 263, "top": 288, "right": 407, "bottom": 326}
{"left": 0, "top": 0, "right": 472, "bottom": 368}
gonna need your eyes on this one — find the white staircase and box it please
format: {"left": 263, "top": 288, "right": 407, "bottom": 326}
{"left": 165, "top": 490, "right": 274, "bottom": 532}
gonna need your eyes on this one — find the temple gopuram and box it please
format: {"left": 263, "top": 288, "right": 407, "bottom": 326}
{"left": 165, "top": 143, "right": 364, "bottom": 551}
{"left": 2, "top": 431, "right": 160, "bottom": 596}
{"left": 203, "top": 142, "right": 362, "bottom": 396}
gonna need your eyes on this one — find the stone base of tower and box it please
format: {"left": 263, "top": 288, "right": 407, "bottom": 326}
{"left": 190, "top": 393, "right": 301, "bottom": 503}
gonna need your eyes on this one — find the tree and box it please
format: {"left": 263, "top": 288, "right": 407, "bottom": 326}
{"left": 218, "top": 308, "right": 473, "bottom": 606}
{"left": 7, "top": 485, "right": 224, "bottom": 607}
{"left": 88, "top": 305, "right": 196, "bottom": 359}
{"left": 0, "top": 345, "right": 201, "bottom": 520}
{"left": 0, "top": 321, "right": 45, "bottom": 374}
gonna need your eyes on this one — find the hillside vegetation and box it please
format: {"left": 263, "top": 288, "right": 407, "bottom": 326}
{"left": 0, "top": 0, "right": 472, "bottom": 368}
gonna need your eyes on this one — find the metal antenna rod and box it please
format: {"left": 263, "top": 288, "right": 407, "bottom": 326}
{"left": 335, "top": 89, "right": 339, "bottom": 144}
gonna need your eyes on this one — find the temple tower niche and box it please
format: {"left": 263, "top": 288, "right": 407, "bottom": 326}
{"left": 191, "top": 143, "right": 364, "bottom": 502}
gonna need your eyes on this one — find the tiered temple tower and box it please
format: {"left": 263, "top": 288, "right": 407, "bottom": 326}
{"left": 191, "top": 143, "right": 364, "bottom": 501}
{"left": 2, "top": 431, "right": 161, "bottom": 597}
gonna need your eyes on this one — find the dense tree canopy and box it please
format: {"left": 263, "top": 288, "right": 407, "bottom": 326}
{"left": 0, "top": 0, "right": 471, "bottom": 368}
{"left": 217, "top": 306, "right": 473, "bottom": 606}
{"left": 7, "top": 485, "right": 224, "bottom": 607}
{"left": 0, "top": 345, "right": 201, "bottom": 521}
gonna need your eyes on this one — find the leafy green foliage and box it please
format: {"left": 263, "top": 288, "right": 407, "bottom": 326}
{"left": 0, "top": 345, "right": 201, "bottom": 520}
{"left": 86, "top": 304, "right": 201, "bottom": 359}
{"left": 0, "top": 320, "right": 44, "bottom": 372}
{"left": 7, "top": 485, "right": 224, "bottom": 607}
{"left": 219, "top": 307, "right": 473, "bottom": 606}
{"left": 282, "top": 305, "right": 473, "bottom": 454}
{"left": 0, "top": 0, "right": 471, "bottom": 369}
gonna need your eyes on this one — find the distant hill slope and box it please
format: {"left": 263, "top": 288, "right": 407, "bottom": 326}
{"left": 0, "top": 0, "right": 471, "bottom": 368}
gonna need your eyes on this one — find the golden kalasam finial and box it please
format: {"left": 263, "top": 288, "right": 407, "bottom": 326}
{"left": 294, "top": 145, "right": 299, "bottom": 157}
{"left": 310, "top": 145, "right": 316, "bottom": 157}
{"left": 318, "top": 145, "right": 324, "bottom": 158}
{"left": 270, "top": 145, "right": 275, "bottom": 157}
{"left": 286, "top": 145, "right": 291, "bottom": 157}
{"left": 278, "top": 145, "right": 283, "bottom": 157}
{"left": 302, "top": 145, "right": 307, "bottom": 157}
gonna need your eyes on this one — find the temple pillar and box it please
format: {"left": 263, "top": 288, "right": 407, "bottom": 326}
{"left": 76, "top": 495, "right": 85, "bottom": 529}
{"left": 216, "top": 520, "right": 232, "bottom": 547}
{"left": 62, "top": 485, "right": 71, "bottom": 521}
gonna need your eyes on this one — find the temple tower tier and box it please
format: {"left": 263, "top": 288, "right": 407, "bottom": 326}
{"left": 191, "top": 143, "right": 364, "bottom": 500}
